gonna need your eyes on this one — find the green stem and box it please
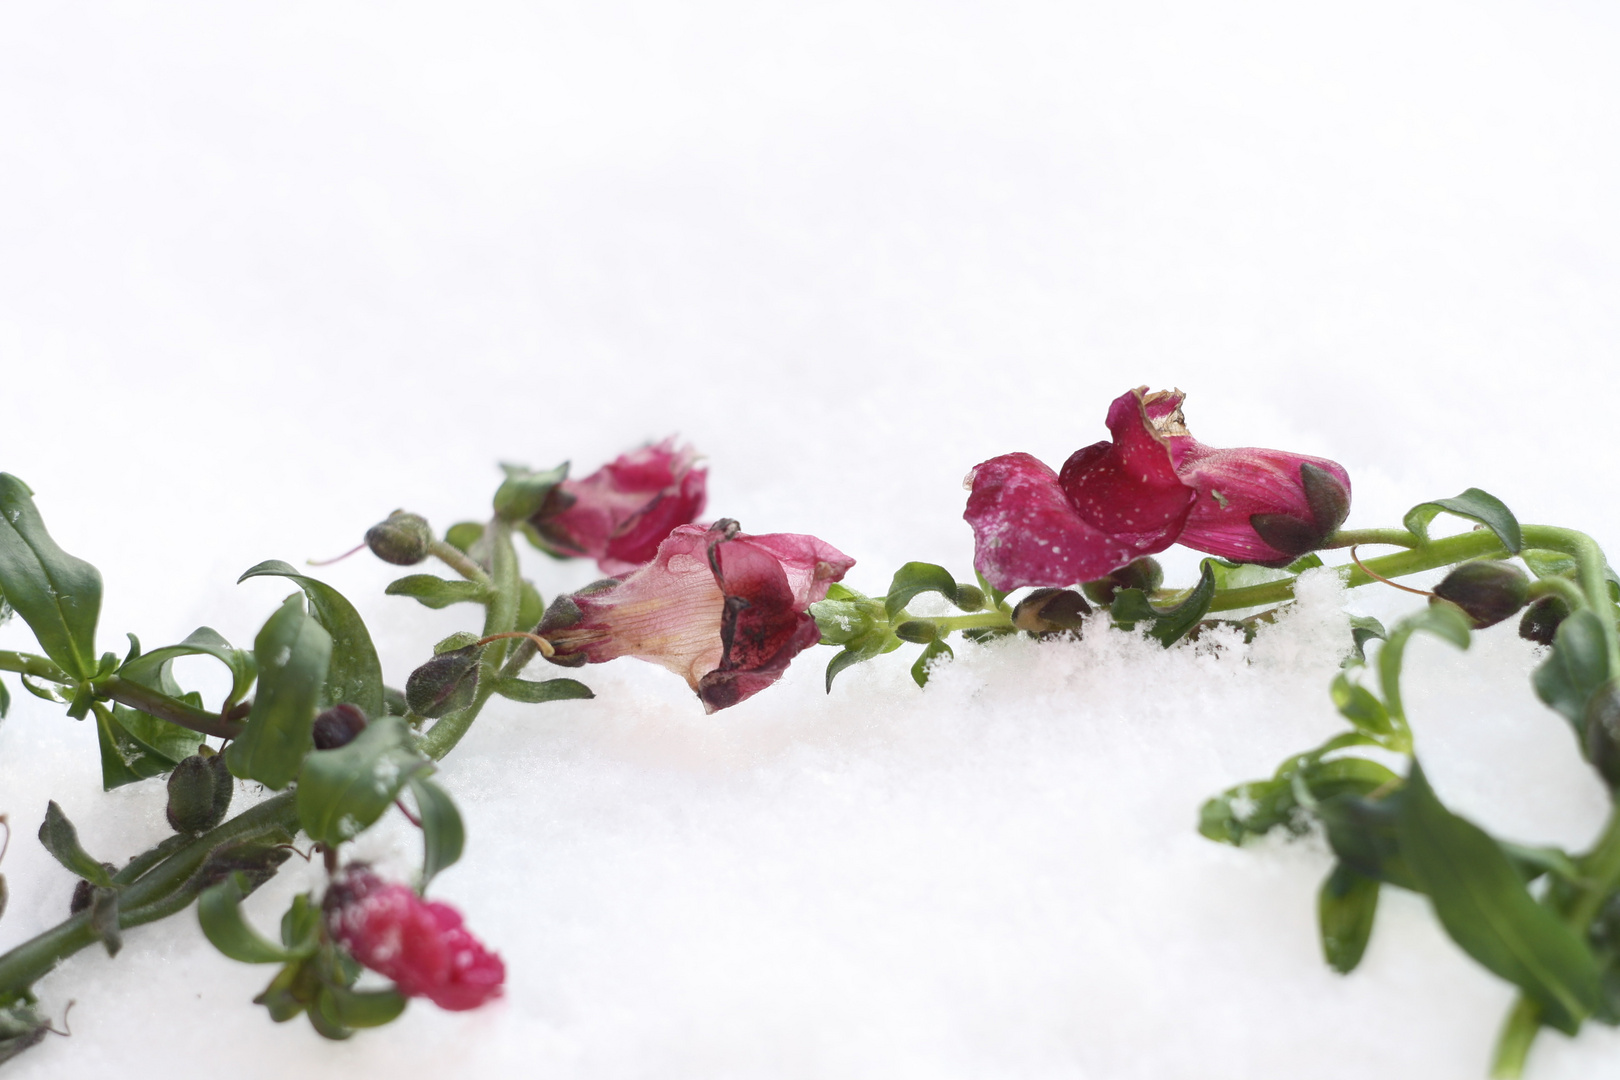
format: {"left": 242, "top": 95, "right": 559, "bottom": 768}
{"left": 1207, "top": 529, "right": 1511, "bottom": 614}
{"left": 1490, "top": 996, "right": 1542, "bottom": 1079}
{"left": 480, "top": 521, "right": 521, "bottom": 666}
{"left": 926, "top": 611, "right": 1016, "bottom": 633}
{"left": 418, "top": 680, "right": 498, "bottom": 762}
{"left": 1520, "top": 526, "right": 1620, "bottom": 671}
{"left": 1526, "top": 575, "right": 1587, "bottom": 612}
{"left": 429, "top": 539, "right": 491, "bottom": 586}
{"left": 1320, "top": 528, "right": 1422, "bottom": 549}
{"left": 0, "top": 792, "right": 298, "bottom": 997}
{"left": 92, "top": 675, "right": 243, "bottom": 740}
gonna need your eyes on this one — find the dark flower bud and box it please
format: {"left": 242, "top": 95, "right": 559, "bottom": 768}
{"left": 166, "top": 752, "right": 233, "bottom": 834}
{"left": 1584, "top": 683, "right": 1620, "bottom": 789}
{"left": 1519, "top": 595, "right": 1571, "bottom": 647}
{"left": 365, "top": 511, "right": 434, "bottom": 566}
{"left": 1430, "top": 562, "right": 1530, "bottom": 629}
{"left": 1081, "top": 557, "right": 1164, "bottom": 606}
{"left": 312, "top": 703, "right": 369, "bottom": 750}
{"left": 406, "top": 645, "right": 483, "bottom": 718}
{"left": 1012, "top": 587, "right": 1092, "bottom": 633}
{"left": 893, "top": 620, "right": 939, "bottom": 644}
{"left": 69, "top": 863, "right": 117, "bottom": 913}
{"left": 953, "top": 584, "right": 987, "bottom": 612}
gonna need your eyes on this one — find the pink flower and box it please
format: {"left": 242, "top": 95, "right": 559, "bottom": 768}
{"left": 540, "top": 520, "right": 855, "bottom": 712}
{"left": 964, "top": 388, "right": 1351, "bottom": 589}
{"left": 530, "top": 438, "right": 708, "bottom": 575}
{"left": 325, "top": 869, "right": 505, "bottom": 1012}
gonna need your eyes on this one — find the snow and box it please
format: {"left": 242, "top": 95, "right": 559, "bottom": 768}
{"left": 5, "top": 2, "right": 1620, "bottom": 1076}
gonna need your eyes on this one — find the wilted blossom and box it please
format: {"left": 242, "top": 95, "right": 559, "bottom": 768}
{"left": 325, "top": 869, "right": 504, "bottom": 1012}
{"left": 964, "top": 388, "right": 1350, "bottom": 590}
{"left": 529, "top": 437, "right": 708, "bottom": 575}
{"left": 539, "top": 519, "right": 855, "bottom": 712}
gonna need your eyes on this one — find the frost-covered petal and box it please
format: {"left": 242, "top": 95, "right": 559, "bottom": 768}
{"left": 533, "top": 437, "right": 708, "bottom": 574}
{"left": 1172, "top": 441, "right": 1351, "bottom": 565}
{"left": 964, "top": 452, "right": 1160, "bottom": 591}
{"left": 1057, "top": 388, "right": 1195, "bottom": 541}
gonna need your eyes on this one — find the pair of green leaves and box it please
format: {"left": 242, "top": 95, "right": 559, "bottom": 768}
{"left": 1109, "top": 560, "right": 1218, "bottom": 647}
{"left": 226, "top": 562, "right": 388, "bottom": 791}
{"left": 200, "top": 880, "right": 406, "bottom": 1039}
{"left": 815, "top": 563, "right": 989, "bottom": 691}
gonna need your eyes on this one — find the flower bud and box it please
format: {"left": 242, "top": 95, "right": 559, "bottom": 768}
{"left": 1081, "top": 557, "right": 1164, "bottom": 606}
{"left": 1011, "top": 587, "right": 1091, "bottom": 633}
{"left": 1519, "top": 595, "right": 1571, "bottom": 647}
{"left": 405, "top": 645, "right": 483, "bottom": 718}
{"left": 1584, "top": 682, "right": 1620, "bottom": 789}
{"left": 166, "top": 751, "right": 233, "bottom": 834}
{"left": 1430, "top": 562, "right": 1529, "bottom": 629}
{"left": 312, "top": 703, "right": 369, "bottom": 750}
{"left": 365, "top": 511, "right": 434, "bottom": 566}
{"left": 952, "top": 584, "right": 986, "bottom": 612}
{"left": 893, "top": 620, "right": 939, "bottom": 644}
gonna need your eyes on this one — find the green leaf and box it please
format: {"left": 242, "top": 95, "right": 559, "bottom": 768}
{"left": 1111, "top": 560, "right": 1218, "bottom": 646}
{"left": 1330, "top": 670, "right": 1393, "bottom": 738}
{"left": 37, "top": 801, "right": 112, "bottom": 885}
{"left": 884, "top": 563, "right": 960, "bottom": 620}
{"left": 517, "top": 579, "right": 545, "bottom": 632}
{"left": 1397, "top": 761, "right": 1602, "bottom": 1034}
{"left": 1376, "top": 606, "right": 1472, "bottom": 746}
{"left": 1522, "top": 549, "right": 1578, "bottom": 580}
{"left": 1533, "top": 610, "right": 1611, "bottom": 732}
{"left": 320, "top": 983, "right": 407, "bottom": 1029}
{"left": 974, "top": 570, "right": 1009, "bottom": 611}
{"left": 444, "top": 521, "right": 484, "bottom": 554}
{"left": 409, "top": 777, "right": 465, "bottom": 890}
{"left": 489, "top": 676, "right": 593, "bottom": 704}
{"left": 1403, "top": 488, "right": 1522, "bottom": 554}
{"left": 492, "top": 462, "right": 568, "bottom": 522}
{"left": 1318, "top": 788, "right": 1418, "bottom": 891}
{"left": 385, "top": 574, "right": 489, "bottom": 610}
{"left": 226, "top": 595, "right": 333, "bottom": 791}
{"left": 297, "top": 715, "right": 432, "bottom": 846}
{"left": 0, "top": 474, "right": 102, "bottom": 678}
{"left": 1346, "top": 614, "right": 1387, "bottom": 666}
{"left": 238, "top": 561, "right": 383, "bottom": 720}
{"left": 910, "top": 638, "right": 953, "bottom": 688}
{"left": 1319, "top": 862, "right": 1380, "bottom": 974}
{"left": 280, "top": 892, "right": 321, "bottom": 952}
{"left": 199, "top": 872, "right": 300, "bottom": 964}
{"left": 824, "top": 630, "right": 902, "bottom": 692}
{"left": 0, "top": 677, "right": 10, "bottom": 720}
{"left": 93, "top": 704, "right": 162, "bottom": 789}
{"left": 119, "top": 626, "right": 256, "bottom": 710}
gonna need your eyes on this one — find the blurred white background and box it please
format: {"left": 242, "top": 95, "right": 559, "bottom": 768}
{"left": 3, "top": 2, "right": 1620, "bottom": 1077}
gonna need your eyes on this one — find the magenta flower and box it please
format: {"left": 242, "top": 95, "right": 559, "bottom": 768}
{"left": 530, "top": 437, "right": 708, "bottom": 575}
{"left": 325, "top": 869, "right": 505, "bottom": 1012}
{"left": 964, "top": 388, "right": 1351, "bottom": 589}
{"left": 540, "top": 520, "right": 855, "bottom": 712}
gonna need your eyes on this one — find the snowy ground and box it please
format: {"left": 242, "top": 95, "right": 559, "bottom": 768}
{"left": 4, "top": 2, "right": 1620, "bottom": 1077}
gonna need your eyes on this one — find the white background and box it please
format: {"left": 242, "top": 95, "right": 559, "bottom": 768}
{"left": 3, "top": 2, "right": 1620, "bottom": 1077}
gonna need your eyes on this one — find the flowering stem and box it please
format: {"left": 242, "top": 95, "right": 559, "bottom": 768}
{"left": 429, "top": 539, "right": 491, "bottom": 586}
{"left": 1526, "top": 575, "right": 1587, "bottom": 612}
{"left": 1490, "top": 996, "right": 1541, "bottom": 1079}
{"left": 418, "top": 681, "right": 498, "bottom": 762}
{"left": 90, "top": 675, "right": 245, "bottom": 740}
{"left": 1320, "top": 528, "right": 1421, "bottom": 549}
{"left": 0, "top": 651, "right": 69, "bottom": 682}
{"left": 926, "top": 611, "right": 1017, "bottom": 633}
{"left": 0, "top": 791, "right": 299, "bottom": 1000}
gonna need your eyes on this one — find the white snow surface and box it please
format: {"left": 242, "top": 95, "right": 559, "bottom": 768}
{"left": 5, "top": 2, "right": 1620, "bottom": 1076}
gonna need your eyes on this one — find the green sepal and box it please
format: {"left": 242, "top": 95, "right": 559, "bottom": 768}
{"left": 492, "top": 461, "right": 568, "bottom": 522}
{"left": 226, "top": 595, "right": 333, "bottom": 791}
{"left": 238, "top": 561, "right": 384, "bottom": 720}
{"left": 297, "top": 715, "right": 432, "bottom": 846}
{"left": 199, "top": 871, "right": 304, "bottom": 964}
{"left": 87, "top": 886, "right": 121, "bottom": 956}
{"left": 1110, "top": 560, "right": 1217, "bottom": 646}
{"left": 1403, "top": 487, "right": 1522, "bottom": 554}
{"left": 385, "top": 574, "right": 490, "bottom": 610}
{"left": 884, "top": 562, "right": 961, "bottom": 619}
{"left": 1318, "top": 862, "right": 1380, "bottom": 974}
{"left": 37, "top": 801, "right": 113, "bottom": 886}
{"left": 1397, "top": 761, "right": 1601, "bottom": 1034}
{"left": 910, "top": 638, "right": 953, "bottom": 688}
{"left": 0, "top": 474, "right": 103, "bottom": 678}
{"left": 1533, "top": 610, "right": 1611, "bottom": 733}
{"left": 409, "top": 776, "right": 465, "bottom": 890}
{"left": 320, "top": 983, "right": 407, "bottom": 1029}
{"left": 490, "top": 676, "right": 593, "bottom": 704}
